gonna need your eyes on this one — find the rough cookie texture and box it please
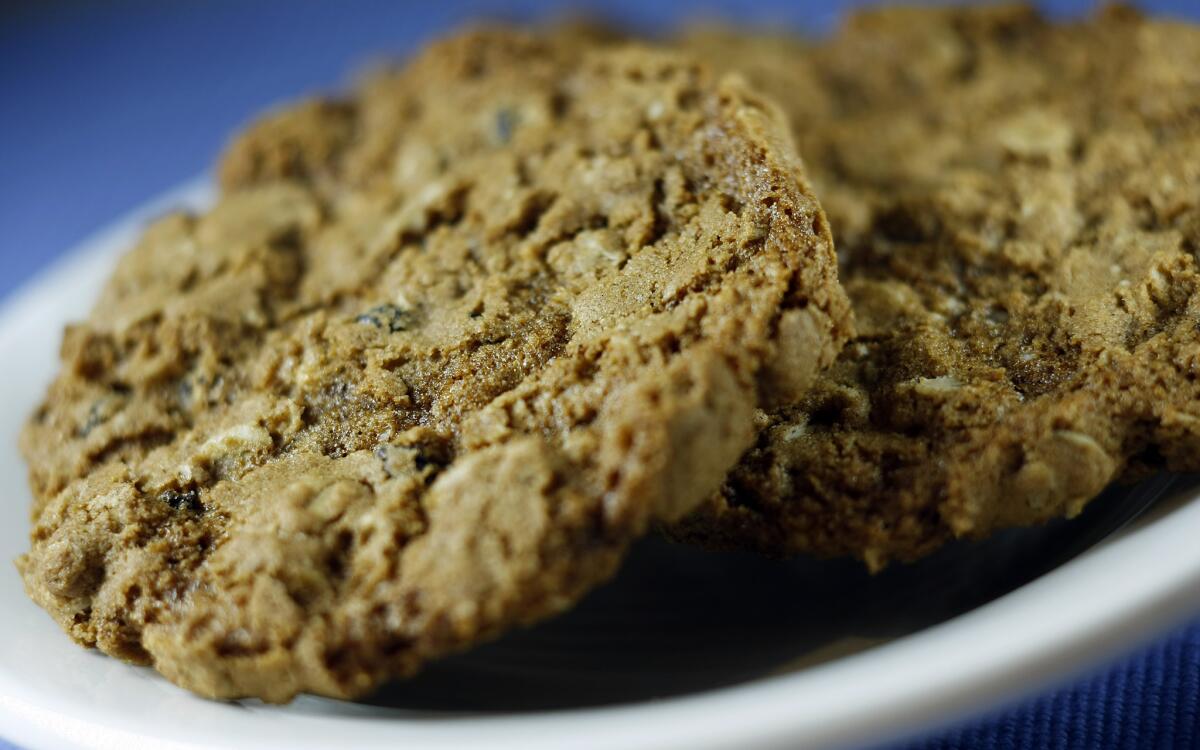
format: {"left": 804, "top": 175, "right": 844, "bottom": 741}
{"left": 18, "top": 28, "right": 850, "bottom": 701}
{"left": 672, "top": 5, "right": 1200, "bottom": 569}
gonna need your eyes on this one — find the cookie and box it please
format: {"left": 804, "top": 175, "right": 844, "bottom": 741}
{"left": 671, "top": 5, "right": 1200, "bottom": 569}
{"left": 18, "top": 28, "right": 851, "bottom": 701}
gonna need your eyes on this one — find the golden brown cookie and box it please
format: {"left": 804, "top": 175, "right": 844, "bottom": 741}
{"left": 18, "top": 28, "right": 850, "bottom": 701}
{"left": 672, "top": 5, "right": 1200, "bottom": 569}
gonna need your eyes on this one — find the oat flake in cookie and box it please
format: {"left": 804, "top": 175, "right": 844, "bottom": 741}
{"left": 17, "top": 28, "right": 851, "bottom": 702}
{"left": 673, "top": 5, "right": 1200, "bottom": 569}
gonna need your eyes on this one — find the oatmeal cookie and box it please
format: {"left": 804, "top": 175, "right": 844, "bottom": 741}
{"left": 18, "top": 28, "right": 850, "bottom": 700}
{"left": 673, "top": 5, "right": 1200, "bottom": 569}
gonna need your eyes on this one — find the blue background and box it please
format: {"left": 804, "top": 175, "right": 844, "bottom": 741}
{"left": 2, "top": 1, "right": 1198, "bottom": 748}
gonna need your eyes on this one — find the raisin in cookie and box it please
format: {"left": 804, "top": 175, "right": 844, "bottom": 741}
{"left": 18, "top": 28, "right": 851, "bottom": 701}
{"left": 672, "top": 5, "right": 1200, "bottom": 569}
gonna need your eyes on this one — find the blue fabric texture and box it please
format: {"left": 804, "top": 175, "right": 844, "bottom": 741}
{"left": 2, "top": 2, "right": 1198, "bottom": 748}
{"left": 898, "top": 628, "right": 1200, "bottom": 750}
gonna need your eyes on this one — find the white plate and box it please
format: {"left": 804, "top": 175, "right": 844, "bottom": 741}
{"left": 2, "top": 180, "right": 1199, "bottom": 750}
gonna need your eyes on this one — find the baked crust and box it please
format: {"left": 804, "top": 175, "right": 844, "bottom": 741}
{"left": 673, "top": 5, "right": 1200, "bottom": 569}
{"left": 19, "top": 28, "right": 850, "bottom": 700}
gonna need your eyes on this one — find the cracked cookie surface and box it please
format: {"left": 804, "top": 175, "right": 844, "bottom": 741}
{"left": 673, "top": 5, "right": 1200, "bottom": 569}
{"left": 18, "top": 28, "right": 850, "bottom": 701}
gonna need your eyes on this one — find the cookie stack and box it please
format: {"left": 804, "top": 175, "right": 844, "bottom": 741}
{"left": 17, "top": 3, "right": 1200, "bottom": 702}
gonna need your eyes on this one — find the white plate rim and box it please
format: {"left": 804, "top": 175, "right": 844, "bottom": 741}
{"left": 1, "top": 178, "right": 1198, "bottom": 750}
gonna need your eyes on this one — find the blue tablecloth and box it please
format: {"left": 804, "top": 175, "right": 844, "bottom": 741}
{"left": 2, "top": 2, "right": 1198, "bottom": 748}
